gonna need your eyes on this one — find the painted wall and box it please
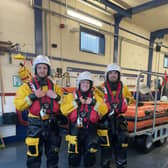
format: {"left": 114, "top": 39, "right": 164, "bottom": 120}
{"left": 119, "top": 20, "right": 150, "bottom": 71}
{"left": 42, "top": 0, "right": 114, "bottom": 71}
{"left": 0, "top": 0, "right": 35, "bottom": 92}
{"left": 41, "top": 0, "right": 150, "bottom": 90}
{"left": 152, "top": 40, "right": 168, "bottom": 73}
{"left": 0, "top": 0, "right": 35, "bottom": 137}
{"left": 0, "top": 0, "right": 35, "bottom": 53}
{"left": 1, "top": 0, "right": 168, "bottom": 92}
{"left": 41, "top": 0, "right": 168, "bottom": 90}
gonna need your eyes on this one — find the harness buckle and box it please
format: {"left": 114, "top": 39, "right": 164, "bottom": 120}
{"left": 108, "top": 109, "right": 115, "bottom": 117}
{"left": 43, "top": 103, "right": 50, "bottom": 109}
{"left": 40, "top": 107, "right": 48, "bottom": 120}
{"left": 112, "top": 104, "right": 117, "bottom": 109}
{"left": 76, "top": 117, "right": 83, "bottom": 128}
{"left": 80, "top": 111, "right": 87, "bottom": 118}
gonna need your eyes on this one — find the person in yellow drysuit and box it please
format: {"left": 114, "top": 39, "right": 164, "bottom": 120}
{"left": 61, "top": 71, "right": 108, "bottom": 168}
{"left": 14, "top": 55, "right": 64, "bottom": 168}
{"left": 95, "top": 63, "right": 129, "bottom": 168}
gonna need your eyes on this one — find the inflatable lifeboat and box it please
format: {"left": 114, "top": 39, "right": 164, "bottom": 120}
{"left": 125, "top": 101, "right": 168, "bottom": 132}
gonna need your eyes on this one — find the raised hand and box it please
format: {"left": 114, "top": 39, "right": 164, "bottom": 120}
{"left": 34, "top": 88, "right": 45, "bottom": 98}
{"left": 46, "top": 90, "right": 57, "bottom": 99}
{"left": 85, "top": 97, "right": 92, "bottom": 105}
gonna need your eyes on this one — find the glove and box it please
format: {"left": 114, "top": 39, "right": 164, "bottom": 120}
{"left": 55, "top": 94, "right": 61, "bottom": 101}
{"left": 117, "top": 115, "right": 128, "bottom": 132}
{"left": 87, "top": 136, "right": 99, "bottom": 153}
{"left": 29, "top": 93, "right": 37, "bottom": 101}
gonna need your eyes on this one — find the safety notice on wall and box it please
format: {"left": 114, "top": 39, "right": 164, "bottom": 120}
{"left": 12, "top": 75, "right": 22, "bottom": 87}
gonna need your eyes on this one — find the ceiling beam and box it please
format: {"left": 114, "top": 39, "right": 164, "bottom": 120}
{"left": 147, "top": 28, "right": 168, "bottom": 86}
{"left": 129, "top": 0, "right": 168, "bottom": 15}
{"left": 80, "top": 0, "right": 112, "bottom": 15}
{"left": 112, "top": 0, "right": 131, "bottom": 9}
{"left": 151, "top": 28, "right": 168, "bottom": 39}
{"left": 99, "top": 0, "right": 131, "bottom": 17}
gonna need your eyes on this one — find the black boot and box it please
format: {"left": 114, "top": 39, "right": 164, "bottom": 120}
{"left": 102, "top": 160, "right": 115, "bottom": 168}
{"left": 116, "top": 160, "right": 127, "bottom": 168}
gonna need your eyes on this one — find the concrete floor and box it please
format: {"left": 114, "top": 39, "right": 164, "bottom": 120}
{"left": 1, "top": 139, "right": 168, "bottom": 168}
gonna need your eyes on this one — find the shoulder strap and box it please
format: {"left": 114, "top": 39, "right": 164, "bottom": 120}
{"left": 75, "top": 90, "right": 81, "bottom": 119}
{"left": 28, "top": 77, "right": 39, "bottom": 92}
{"left": 105, "top": 82, "right": 113, "bottom": 111}
{"left": 46, "top": 78, "right": 55, "bottom": 115}
{"left": 118, "top": 81, "right": 123, "bottom": 112}
{"left": 47, "top": 78, "right": 54, "bottom": 90}
{"left": 86, "top": 90, "right": 93, "bottom": 121}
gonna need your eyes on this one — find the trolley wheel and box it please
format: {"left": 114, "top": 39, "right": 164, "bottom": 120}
{"left": 155, "top": 138, "right": 167, "bottom": 147}
{"left": 143, "top": 135, "right": 153, "bottom": 153}
{"left": 135, "top": 135, "right": 153, "bottom": 153}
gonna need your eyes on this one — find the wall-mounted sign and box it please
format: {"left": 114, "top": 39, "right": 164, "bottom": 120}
{"left": 13, "top": 75, "right": 22, "bottom": 87}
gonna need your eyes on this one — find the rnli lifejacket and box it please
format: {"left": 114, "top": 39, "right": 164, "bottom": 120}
{"left": 104, "top": 81, "right": 123, "bottom": 115}
{"left": 28, "top": 77, "right": 59, "bottom": 116}
{"left": 69, "top": 90, "right": 99, "bottom": 126}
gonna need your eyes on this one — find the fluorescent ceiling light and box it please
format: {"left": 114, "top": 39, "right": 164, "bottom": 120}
{"left": 67, "top": 9, "right": 103, "bottom": 27}
{"left": 79, "top": 0, "right": 111, "bottom": 16}
{"left": 108, "top": 0, "right": 128, "bottom": 9}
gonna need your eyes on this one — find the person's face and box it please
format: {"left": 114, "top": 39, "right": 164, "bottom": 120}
{"left": 108, "top": 71, "right": 119, "bottom": 82}
{"left": 36, "top": 64, "right": 48, "bottom": 78}
{"left": 80, "top": 80, "right": 91, "bottom": 92}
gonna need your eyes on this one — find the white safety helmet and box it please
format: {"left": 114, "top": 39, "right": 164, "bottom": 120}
{"left": 77, "top": 71, "right": 93, "bottom": 89}
{"left": 139, "top": 84, "right": 151, "bottom": 95}
{"left": 160, "top": 96, "right": 168, "bottom": 102}
{"left": 33, "top": 55, "right": 51, "bottom": 75}
{"left": 105, "top": 63, "right": 121, "bottom": 80}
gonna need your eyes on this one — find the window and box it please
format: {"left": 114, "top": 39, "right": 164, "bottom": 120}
{"left": 80, "top": 26, "right": 105, "bottom": 55}
{"left": 164, "top": 55, "right": 168, "bottom": 68}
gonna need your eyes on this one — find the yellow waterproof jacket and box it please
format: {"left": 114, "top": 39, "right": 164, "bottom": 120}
{"left": 60, "top": 90, "right": 108, "bottom": 120}
{"left": 14, "top": 78, "right": 63, "bottom": 113}
{"left": 123, "top": 85, "right": 135, "bottom": 105}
